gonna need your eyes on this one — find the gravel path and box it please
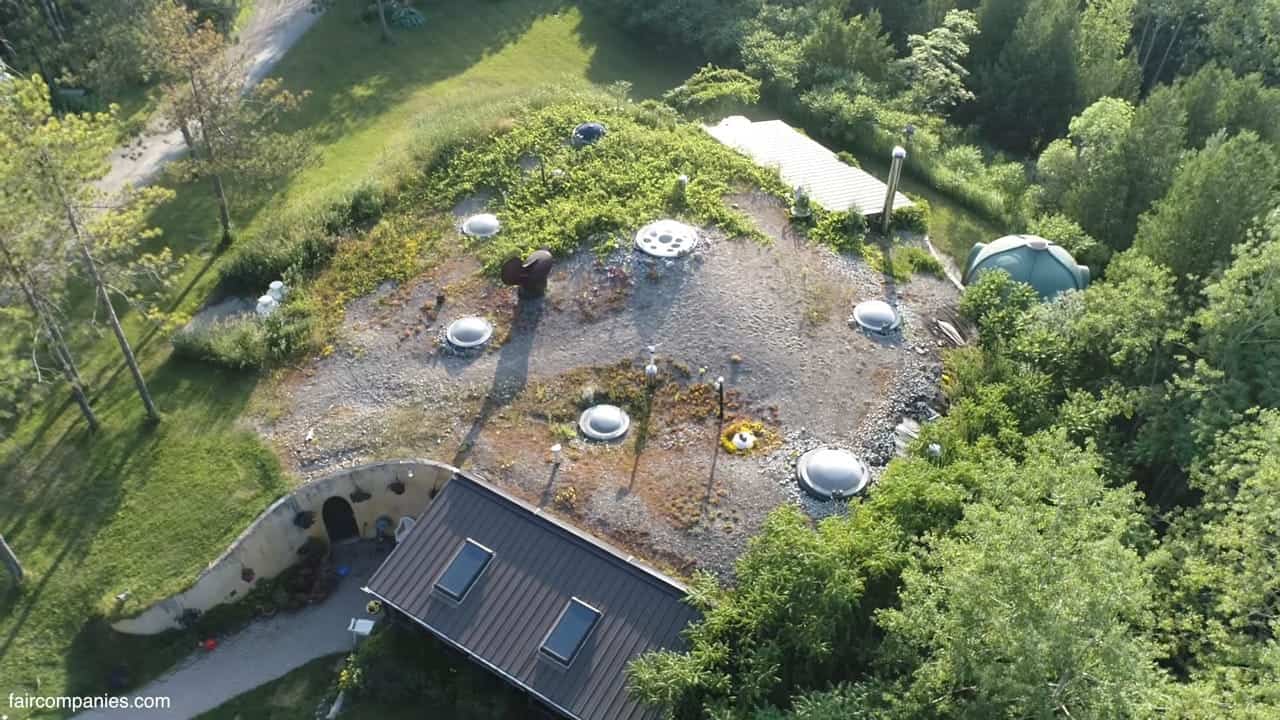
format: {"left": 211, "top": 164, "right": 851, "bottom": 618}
{"left": 96, "top": 0, "right": 320, "bottom": 197}
{"left": 74, "top": 543, "right": 383, "bottom": 720}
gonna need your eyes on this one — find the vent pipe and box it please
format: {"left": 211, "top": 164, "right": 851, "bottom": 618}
{"left": 881, "top": 146, "right": 907, "bottom": 234}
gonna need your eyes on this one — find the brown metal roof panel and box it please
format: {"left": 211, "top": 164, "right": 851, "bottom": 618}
{"left": 366, "top": 472, "right": 697, "bottom": 720}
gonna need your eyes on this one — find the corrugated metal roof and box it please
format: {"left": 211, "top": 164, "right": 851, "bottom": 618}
{"left": 704, "top": 117, "right": 912, "bottom": 216}
{"left": 364, "top": 472, "right": 699, "bottom": 720}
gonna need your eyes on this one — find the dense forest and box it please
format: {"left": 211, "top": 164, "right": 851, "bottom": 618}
{"left": 3, "top": 0, "right": 1279, "bottom": 717}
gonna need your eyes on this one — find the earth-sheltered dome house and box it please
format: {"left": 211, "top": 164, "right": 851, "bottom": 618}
{"left": 962, "top": 234, "right": 1090, "bottom": 299}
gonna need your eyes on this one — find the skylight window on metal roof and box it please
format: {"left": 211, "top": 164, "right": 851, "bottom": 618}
{"left": 434, "top": 539, "right": 493, "bottom": 601}
{"left": 541, "top": 598, "right": 601, "bottom": 665}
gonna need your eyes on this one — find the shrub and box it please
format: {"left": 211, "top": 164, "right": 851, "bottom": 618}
{"left": 892, "top": 198, "right": 930, "bottom": 234}
{"left": 219, "top": 205, "right": 337, "bottom": 295}
{"left": 893, "top": 246, "right": 945, "bottom": 280}
{"left": 171, "top": 315, "right": 268, "bottom": 370}
{"left": 663, "top": 65, "right": 761, "bottom": 119}
{"left": 810, "top": 210, "right": 868, "bottom": 254}
{"left": 325, "top": 183, "right": 387, "bottom": 234}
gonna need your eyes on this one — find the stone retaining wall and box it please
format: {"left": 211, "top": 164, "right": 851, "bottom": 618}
{"left": 112, "top": 460, "right": 455, "bottom": 635}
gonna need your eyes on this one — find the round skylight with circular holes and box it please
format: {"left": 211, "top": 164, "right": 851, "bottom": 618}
{"left": 445, "top": 316, "right": 493, "bottom": 348}
{"left": 797, "top": 447, "right": 870, "bottom": 500}
{"left": 461, "top": 213, "right": 501, "bottom": 238}
{"left": 852, "top": 299, "right": 901, "bottom": 334}
{"left": 578, "top": 404, "right": 631, "bottom": 441}
{"left": 634, "top": 220, "right": 699, "bottom": 258}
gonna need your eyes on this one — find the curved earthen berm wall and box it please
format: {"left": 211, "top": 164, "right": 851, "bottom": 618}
{"left": 112, "top": 460, "right": 455, "bottom": 635}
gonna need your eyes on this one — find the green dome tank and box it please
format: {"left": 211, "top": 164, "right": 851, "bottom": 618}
{"left": 962, "top": 234, "right": 1090, "bottom": 299}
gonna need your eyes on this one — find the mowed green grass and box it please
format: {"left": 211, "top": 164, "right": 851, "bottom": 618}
{"left": 0, "top": 2, "right": 694, "bottom": 714}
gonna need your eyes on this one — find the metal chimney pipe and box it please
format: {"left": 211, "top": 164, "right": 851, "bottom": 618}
{"left": 882, "top": 145, "right": 907, "bottom": 234}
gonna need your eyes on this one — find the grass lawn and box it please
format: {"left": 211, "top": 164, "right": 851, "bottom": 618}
{"left": 0, "top": 2, "right": 695, "bottom": 715}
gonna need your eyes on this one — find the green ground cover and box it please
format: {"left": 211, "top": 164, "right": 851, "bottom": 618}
{"left": 0, "top": 2, "right": 695, "bottom": 714}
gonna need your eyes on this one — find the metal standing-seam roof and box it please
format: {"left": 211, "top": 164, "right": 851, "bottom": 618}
{"left": 704, "top": 116, "right": 912, "bottom": 216}
{"left": 364, "top": 472, "right": 700, "bottom": 720}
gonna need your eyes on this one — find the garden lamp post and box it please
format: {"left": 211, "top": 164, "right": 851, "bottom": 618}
{"left": 645, "top": 346, "right": 659, "bottom": 385}
{"left": 715, "top": 376, "right": 725, "bottom": 420}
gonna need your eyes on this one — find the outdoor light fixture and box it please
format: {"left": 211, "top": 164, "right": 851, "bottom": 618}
{"left": 715, "top": 376, "right": 725, "bottom": 420}
{"left": 645, "top": 345, "right": 659, "bottom": 384}
{"left": 551, "top": 444, "right": 563, "bottom": 465}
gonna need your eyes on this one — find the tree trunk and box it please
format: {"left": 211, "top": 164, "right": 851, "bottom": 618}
{"left": 1151, "top": 15, "right": 1185, "bottom": 85}
{"left": 0, "top": 237, "right": 99, "bottom": 432}
{"left": 179, "top": 120, "right": 196, "bottom": 153}
{"left": 211, "top": 171, "right": 233, "bottom": 249}
{"left": 38, "top": 0, "right": 65, "bottom": 44}
{"left": 375, "top": 0, "right": 394, "bottom": 44}
{"left": 0, "top": 534, "right": 23, "bottom": 584}
{"left": 187, "top": 72, "right": 234, "bottom": 248}
{"left": 76, "top": 239, "right": 160, "bottom": 422}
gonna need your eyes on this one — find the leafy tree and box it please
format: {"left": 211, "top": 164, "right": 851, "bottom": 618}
{"left": 0, "top": 0, "right": 163, "bottom": 101}
{"left": 1132, "top": 130, "right": 1277, "bottom": 292}
{"left": 146, "top": 0, "right": 308, "bottom": 247}
{"left": 800, "top": 10, "right": 896, "bottom": 87}
{"left": 1173, "top": 64, "right": 1280, "bottom": 148}
{"left": 1118, "top": 84, "right": 1187, "bottom": 243}
{"left": 628, "top": 506, "right": 909, "bottom": 718}
{"left": 1075, "top": 0, "right": 1140, "bottom": 105}
{"left": 973, "top": 0, "right": 1080, "bottom": 151}
{"left": 1152, "top": 410, "right": 1280, "bottom": 715}
{"left": 0, "top": 229, "right": 98, "bottom": 433}
{"left": 0, "top": 73, "right": 173, "bottom": 421}
{"left": 902, "top": 10, "right": 979, "bottom": 115}
{"left": 880, "top": 433, "right": 1166, "bottom": 719}
{"left": 1198, "top": 0, "right": 1280, "bottom": 82}
{"left": 957, "top": 269, "right": 1038, "bottom": 350}
{"left": 750, "top": 683, "right": 904, "bottom": 720}
{"left": 1033, "top": 97, "right": 1135, "bottom": 247}
{"left": 1148, "top": 215, "right": 1280, "bottom": 466}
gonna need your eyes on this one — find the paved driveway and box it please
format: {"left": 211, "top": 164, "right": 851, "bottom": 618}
{"left": 76, "top": 542, "right": 387, "bottom": 720}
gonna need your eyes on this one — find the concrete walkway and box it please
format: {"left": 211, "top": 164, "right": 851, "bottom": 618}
{"left": 97, "top": 0, "right": 320, "bottom": 197}
{"left": 76, "top": 543, "right": 388, "bottom": 720}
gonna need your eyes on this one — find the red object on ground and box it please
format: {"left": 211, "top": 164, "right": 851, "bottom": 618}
{"left": 202, "top": 638, "right": 218, "bottom": 651}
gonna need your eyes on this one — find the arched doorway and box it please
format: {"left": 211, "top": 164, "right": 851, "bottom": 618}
{"left": 322, "top": 497, "right": 359, "bottom": 543}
